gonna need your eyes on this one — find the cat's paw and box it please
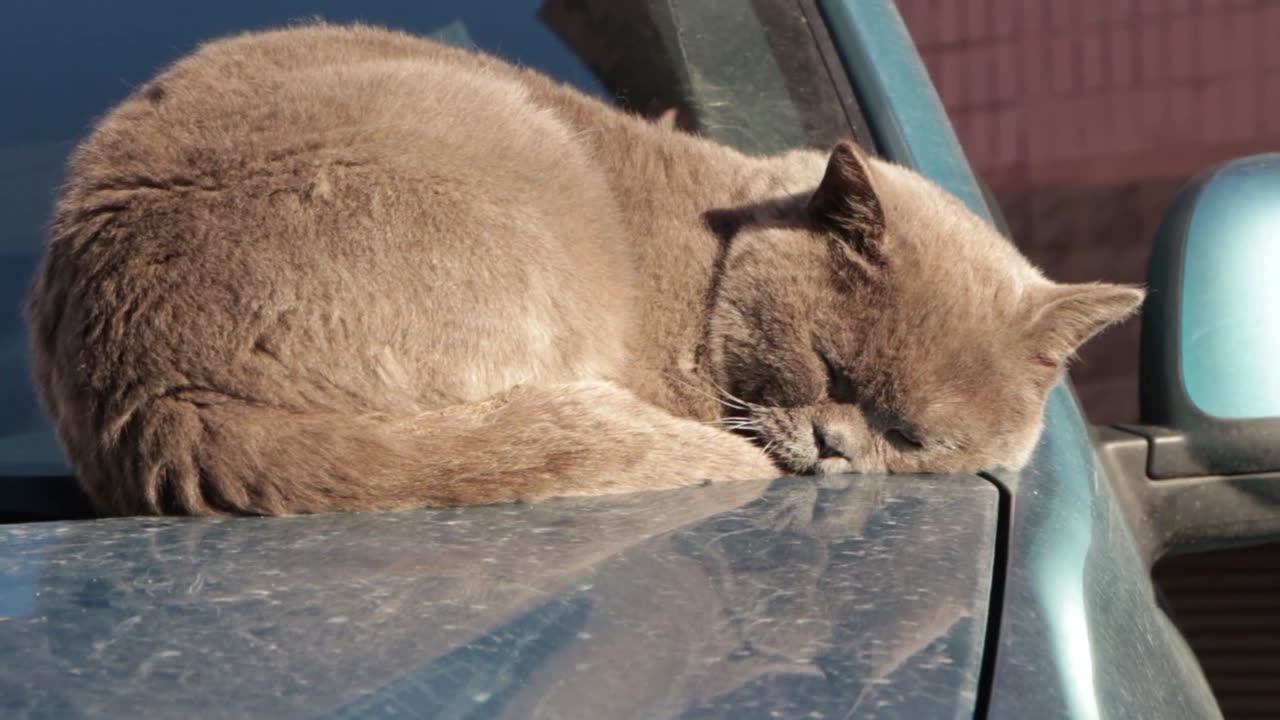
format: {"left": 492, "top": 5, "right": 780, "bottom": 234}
{"left": 665, "top": 422, "right": 782, "bottom": 485}
{"left": 495, "top": 380, "right": 781, "bottom": 496}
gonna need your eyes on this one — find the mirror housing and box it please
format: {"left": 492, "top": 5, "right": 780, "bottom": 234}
{"left": 1137, "top": 153, "right": 1280, "bottom": 477}
{"left": 1103, "top": 154, "right": 1280, "bottom": 561}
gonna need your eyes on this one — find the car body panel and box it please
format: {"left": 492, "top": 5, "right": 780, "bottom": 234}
{"left": 986, "top": 393, "right": 1221, "bottom": 720}
{"left": 1, "top": 475, "right": 996, "bottom": 719}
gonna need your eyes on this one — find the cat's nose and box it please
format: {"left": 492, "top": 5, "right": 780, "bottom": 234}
{"left": 813, "top": 423, "right": 850, "bottom": 460}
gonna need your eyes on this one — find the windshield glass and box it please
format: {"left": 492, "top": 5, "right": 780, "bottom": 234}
{"left": 0, "top": 0, "right": 852, "bottom": 475}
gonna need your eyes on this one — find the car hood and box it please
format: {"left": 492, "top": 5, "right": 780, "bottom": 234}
{"left": 0, "top": 474, "right": 997, "bottom": 719}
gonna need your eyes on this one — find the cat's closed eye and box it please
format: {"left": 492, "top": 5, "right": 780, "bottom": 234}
{"left": 818, "top": 349, "right": 857, "bottom": 404}
{"left": 885, "top": 426, "right": 924, "bottom": 450}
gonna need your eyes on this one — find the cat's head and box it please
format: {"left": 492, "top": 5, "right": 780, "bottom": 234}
{"left": 707, "top": 140, "right": 1143, "bottom": 475}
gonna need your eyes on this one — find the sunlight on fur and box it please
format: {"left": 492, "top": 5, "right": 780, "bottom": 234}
{"left": 26, "top": 24, "right": 1142, "bottom": 516}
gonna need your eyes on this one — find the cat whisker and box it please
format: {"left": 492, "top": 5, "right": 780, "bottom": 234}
{"left": 714, "top": 422, "right": 760, "bottom": 433}
{"left": 663, "top": 371, "right": 751, "bottom": 413}
{"left": 707, "top": 415, "right": 760, "bottom": 429}
{"left": 706, "top": 378, "right": 757, "bottom": 413}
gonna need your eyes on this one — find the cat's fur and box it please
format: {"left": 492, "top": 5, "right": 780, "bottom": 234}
{"left": 27, "top": 24, "right": 1143, "bottom": 516}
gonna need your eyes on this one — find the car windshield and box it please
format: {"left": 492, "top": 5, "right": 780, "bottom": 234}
{"left": 0, "top": 0, "right": 853, "bottom": 476}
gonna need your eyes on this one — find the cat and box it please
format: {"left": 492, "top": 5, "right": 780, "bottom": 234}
{"left": 26, "top": 23, "right": 1143, "bottom": 516}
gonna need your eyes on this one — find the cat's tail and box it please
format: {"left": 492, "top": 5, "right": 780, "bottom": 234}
{"left": 79, "top": 381, "right": 779, "bottom": 516}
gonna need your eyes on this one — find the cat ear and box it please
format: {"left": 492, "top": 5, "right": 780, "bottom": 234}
{"left": 1026, "top": 283, "right": 1145, "bottom": 367}
{"left": 808, "top": 141, "right": 886, "bottom": 260}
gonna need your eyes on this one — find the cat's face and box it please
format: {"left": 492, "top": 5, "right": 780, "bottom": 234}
{"left": 708, "top": 142, "right": 1143, "bottom": 475}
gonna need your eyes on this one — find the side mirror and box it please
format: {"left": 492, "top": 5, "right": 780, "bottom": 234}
{"left": 1101, "top": 154, "right": 1280, "bottom": 560}
{"left": 1139, "top": 153, "right": 1280, "bottom": 476}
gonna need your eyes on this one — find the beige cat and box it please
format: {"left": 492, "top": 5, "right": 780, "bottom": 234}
{"left": 27, "top": 23, "right": 1142, "bottom": 516}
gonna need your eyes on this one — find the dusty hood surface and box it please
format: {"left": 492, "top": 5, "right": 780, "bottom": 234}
{"left": 0, "top": 474, "right": 997, "bottom": 719}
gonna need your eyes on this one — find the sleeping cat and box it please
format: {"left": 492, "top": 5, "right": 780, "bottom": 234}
{"left": 26, "top": 23, "right": 1142, "bottom": 516}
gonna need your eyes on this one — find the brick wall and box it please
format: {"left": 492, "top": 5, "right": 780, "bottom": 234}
{"left": 900, "top": 0, "right": 1280, "bottom": 424}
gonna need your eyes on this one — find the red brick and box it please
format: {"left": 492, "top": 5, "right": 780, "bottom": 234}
{"left": 955, "top": 49, "right": 983, "bottom": 107}
{"left": 1048, "top": 1, "right": 1074, "bottom": 30}
{"left": 1095, "top": 93, "right": 1126, "bottom": 155}
{"left": 1221, "top": 75, "right": 1258, "bottom": 144}
{"left": 991, "top": 0, "right": 1017, "bottom": 38}
{"left": 1108, "top": 0, "right": 1137, "bottom": 23}
{"left": 1069, "top": 95, "right": 1095, "bottom": 155}
{"left": 1074, "top": 95, "right": 1105, "bottom": 156}
{"left": 1167, "top": 16, "right": 1197, "bottom": 79}
{"left": 921, "top": 1, "right": 948, "bottom": 48}
{"left": 1167, "top": 0, "right": 1193, "bottom": 14}
{"left": 922, "top": 54, "right": 942, "bottom": 90}
{"left": 1106, "top": 91, "right": 1142, "bottom": 155}
{"left": 983, "top": 46, "right": 1005, "bottom": 106}
{"left": 1079, "top": 0, "right": 1106, "bottom": 27}
{"left": 936, "top": 51, "right": 967, "bottom": 109}
{"left": 1088, "top": 94, "right": 1115, "bottom": 156}
{"left": 984, "top": 44, "right": 1009, "bottom": 103}
{"left": 992, "top": 42, "right": 1019, "bottom": 102}
{"left": 1057, "top": 102, "right": 1083, "bottom": 160}
{"left": 1109, "top": 26, "right": 1137, "bottom": 88}
{"left": 948, "top": 110, "right": 968, "bottom": 154}
{"left": 908, "top": 0, "right": 939, "bottom": 48}
{"left": 1023, "top": 103, "right": 1058, "bottom": 164}
{"left": 974, "top": 113, "right": 999, "bottom": 169}
{"left": 1139, "top": 0, "right": 1165, "bottom": 18}
{"left": 1095, "top": 101, "right": 1123, "bottom": 156}
{"left": 1198, "top": 13, "right": 1231, "bottom": 77}
{"left": 1264, "top": 7, "right": 1280, "bottom": 68}
{"left": 1095, "top": 91, "right": 1126, "bottom": 153}
{"left": 1019, "top": 35, "right": 1050, "bottom": 98}
{"left": 1049, "top": 35, "right": 1077, "bottom": 96}
{"left": 1138, "top": 21, "right": 1169, "bottom": 82}
{"left": 1200, "top": 81, "right": 1229, "bottom": 144}
{"left": 966, "top": 0, "right": 989, "bottom": 42}
{"left": 921, "top": 1, "right": 945, "bottom": 48}
{"left": 1225, "top": 11, "right": 1258, "bottom": 74}
{"left": 994, "top": 107, "right": 1022, "bottom": 167}
{"left": 1081, "top": 31, "right": 1107, "bottom": 90}
{"left": 953, "top": 112, "right": 978, "bottom": 163}
{"left": 977, "top": 114, "right": 1002, "bottom": 170}
{"left": 944, "top": 65, "right": 970, "bottom": 104}
{"left": 1198, "top": 11, "right": 1259, "bottom": 76}
{"left": 1137, "top": 88, "right": 1168, "bottom": 143}
{"left": 938, "top": 1, "right": 962, "bottom": 44}
{"left": 1263, "top": 70, "right": 1280, "bottom": 135}
{"left": 899, "top": 0, "right": 924, "bottom": 44}
{"left": 1019, "top": 0, "right": 1046, "bottom": 32}
{"left": 1168, "top": 83, "right": 1200, "bottom": 140}
{"left": 965, "top": 109, "right": 997, "bottom": 167}
{"left": 1029, "top": 108, "right": 1059, "bottom": 160}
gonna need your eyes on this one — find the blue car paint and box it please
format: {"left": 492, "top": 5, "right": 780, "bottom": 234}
{"left": 0, "top": 476, "right": 998, "bottom": 719}
{"left": 818, "top": 1, "right": 1222, "bottom": 718}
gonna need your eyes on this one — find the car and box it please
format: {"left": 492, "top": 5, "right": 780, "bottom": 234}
{"left": 2, "top": 1, "right": 1277, "bottom": 718}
